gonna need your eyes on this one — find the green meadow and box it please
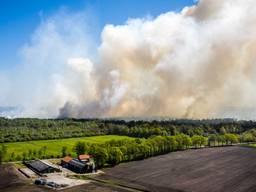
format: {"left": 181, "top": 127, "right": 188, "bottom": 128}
{"left": 247, "top": 144, "right": 256, "bottom": 148}
{"left": 3, "top": 135, "right": 133, "bottom": 161}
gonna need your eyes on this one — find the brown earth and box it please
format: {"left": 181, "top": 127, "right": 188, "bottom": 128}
{"left": 0, "top": 164, "right": 48, "bottom": 192}
{"left": 61, "top": 182, "right": 132, "bottom": 192}
{"left": 99, "top": 146, "right": 256, "bottom": 192}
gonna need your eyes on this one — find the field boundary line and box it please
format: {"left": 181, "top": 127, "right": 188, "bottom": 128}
{"left": 79, "top": 176, "right": 150, "bottom": 192}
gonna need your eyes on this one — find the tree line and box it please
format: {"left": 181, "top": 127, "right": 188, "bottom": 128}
{"left": 73, "top": 133, "right": 242, "bottom": 168}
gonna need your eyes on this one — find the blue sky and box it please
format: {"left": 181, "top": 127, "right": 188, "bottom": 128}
{"left": 0, "top": 0, "right": 195, "bottom": 69}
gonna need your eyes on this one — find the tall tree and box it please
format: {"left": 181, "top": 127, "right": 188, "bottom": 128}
{"left": 94, "top": 147, "right": 108, "bottom": 168}
{"left": 192, "top": 135, "right": 201, "bottom": 148}
{"left": 108, "top": 147, "right": 123, "bottom": 165}
{"left": 74, "top": 142, "right": 86, "bottom": 156}
{"left": 0, "top": 145, "right": 7, "bottom": 164}
{"left": 61, "top": 146, "right": 68, "bottom": 157}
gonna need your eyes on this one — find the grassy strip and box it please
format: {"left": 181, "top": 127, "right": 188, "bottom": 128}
{"left": 3, "top": 135, "right": 133, "bottom": 161}
{"left": 240, "top": 143, "right": 256, "bottom": 148}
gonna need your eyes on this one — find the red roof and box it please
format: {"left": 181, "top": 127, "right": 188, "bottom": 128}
{"left": 62, "top": 156, "right": 73, "bottom": 163}
{"left": 78, "top": 154, "right": 90, "bottom": 160}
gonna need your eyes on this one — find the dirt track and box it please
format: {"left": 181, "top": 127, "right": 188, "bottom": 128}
{"left": 99, "top": 146, "right": 256, "bottom": 192}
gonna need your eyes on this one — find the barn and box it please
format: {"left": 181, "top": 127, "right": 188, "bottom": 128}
{"left": 24, "top": 160, "right": 59, "bottom": 175}
{"left": 68, "top": 159, "right": 88, "bottom": 173}
{"left": 61, "top": 155, "right": 95, "bottom": 173}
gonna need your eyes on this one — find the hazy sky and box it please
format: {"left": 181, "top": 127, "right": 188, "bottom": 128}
{"left": 2, "top": 0, "right": 256, "bottom": 120}
{"left": 0, "top": 0, "right": 195, "bottom": 69}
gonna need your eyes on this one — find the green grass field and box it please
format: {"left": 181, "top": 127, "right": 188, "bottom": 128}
{"left": 247, "top": 144, "right": 256, "bottom": 148}
{"left": 3, "top": 135, "right": 133, "bottom": 161}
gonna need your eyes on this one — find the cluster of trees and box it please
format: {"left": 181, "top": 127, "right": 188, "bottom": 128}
{"left": 106, "top": 121, "right": 244, "bottom": 138}
{"left": 207, "top": 130, "right": 256, "bottom": 146}
{"left": 0, "top": 118, "right": 106, "bottom": 142}
{"left": 208, "top": 134, "right": 239, "bottom": 146}
{"left": 108, "top": 120, "right": 250, "bottom": 139}
{"left": 240, "top": 129, "right": 256, "bottom": 142}
{"left": 107, "top": 126, "right": 169, "bottom": 138}
{"left": 6, "top": 146, "right": 54, "bottom": 162}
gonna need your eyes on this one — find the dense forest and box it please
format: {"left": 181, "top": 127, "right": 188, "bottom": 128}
{"left": 1, "top": 117, "right": 256, "bottom": 143}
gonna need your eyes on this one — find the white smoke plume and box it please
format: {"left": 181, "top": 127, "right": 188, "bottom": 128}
{"left": 1, "top": 0, "right": 256, "bottom": 119}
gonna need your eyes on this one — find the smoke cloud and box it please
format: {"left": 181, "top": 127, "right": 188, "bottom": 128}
{"left": 1, "top": 0, "right": 256, "bottom": 119}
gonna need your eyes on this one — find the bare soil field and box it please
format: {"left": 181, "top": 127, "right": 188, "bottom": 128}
{"left": 0, "top": 164, "right": 50, "bottom": 192}
{"left": 99, "top": 146, "right": 256, "bottom": 192}
{"left": 61, "top": 182, "right": 132, "bottom": 192}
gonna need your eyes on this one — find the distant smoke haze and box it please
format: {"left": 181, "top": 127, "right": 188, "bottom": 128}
{"left": 0, "top": 107, "right": 21, "bottom": 118}
{"left": 1, "top": 0, "right": 256, "bottom": 120}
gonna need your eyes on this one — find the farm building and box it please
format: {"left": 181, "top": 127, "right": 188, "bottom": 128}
{"left": 61, "top": 155, "right": 95, "bottom": 174}
{"left": 24, "top": 160, "right": 60, "bottom": 175}
{"left": 68, "top": 159, "right": 89, "bottom": 173}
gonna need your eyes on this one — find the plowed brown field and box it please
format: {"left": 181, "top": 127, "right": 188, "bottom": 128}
{"left": 99, "top": 146, "right": 256, "bottom": 192}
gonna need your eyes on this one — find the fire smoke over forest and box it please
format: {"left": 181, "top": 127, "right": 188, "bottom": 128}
{"left": 1, "top": 0, "right": 256, "bottom": 119}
